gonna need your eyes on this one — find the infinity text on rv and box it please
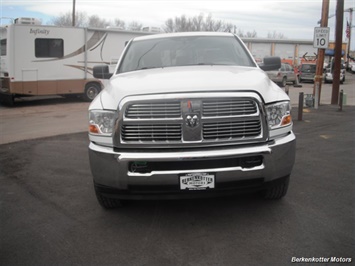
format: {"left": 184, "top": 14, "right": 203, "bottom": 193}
{"left": 30, "top": 28, "right": 50, "bottom": 35}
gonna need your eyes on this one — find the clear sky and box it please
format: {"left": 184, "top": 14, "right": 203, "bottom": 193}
{"left": 1, "top": 0, "right": 355, "bottom": 49}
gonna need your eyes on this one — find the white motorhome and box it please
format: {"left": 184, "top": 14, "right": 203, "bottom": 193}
{"left": 0, "top": 19, "right": 150, "bottom": 105}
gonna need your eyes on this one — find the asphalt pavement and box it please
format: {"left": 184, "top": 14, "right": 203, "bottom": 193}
{"left": 0, "top": 104, "right": 354, "bottom": 266}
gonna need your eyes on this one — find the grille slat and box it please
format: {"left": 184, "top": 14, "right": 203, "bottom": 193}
{"left": 203, "top": 100, "right": 257, "bottom": 117}
{"left": 203, "top": 120, "right": 261, "bottom": 140}
{"left": 122, "top": 124, "right": 182, "bottom": 142}
{"left": 126, "top": 102, "right": 181, "bottom": 119}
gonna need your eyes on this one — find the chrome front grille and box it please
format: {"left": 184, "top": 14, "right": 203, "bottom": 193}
{"left": 120, "top": 96, "right": 264, "bottom": 146}
{"left": 203, "top": 120, "right": 261, "bottom": 140}
{"left": 121, "top": 124, "right": 182, "bottom": 142}
{"left": 125, "top": 102, "right": 181, "bottom": 119}
{"left": 203, "top": 99, "right": 257, "bottom": 117}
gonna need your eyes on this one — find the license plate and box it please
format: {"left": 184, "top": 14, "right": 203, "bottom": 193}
{"left": 180, "top": 173, "right": 215, "bottom": 190}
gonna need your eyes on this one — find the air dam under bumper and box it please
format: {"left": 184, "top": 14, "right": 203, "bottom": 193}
{"left": 89, "top": 132, "right": 296, "bottom": 200}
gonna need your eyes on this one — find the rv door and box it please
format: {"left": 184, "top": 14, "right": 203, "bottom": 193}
{"left": 0, "top": 27, "right": 8, "bottom": 77}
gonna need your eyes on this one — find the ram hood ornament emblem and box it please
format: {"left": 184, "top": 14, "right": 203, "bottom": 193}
{"left": 186, "top": 114, "right": 199, "bottom": 128}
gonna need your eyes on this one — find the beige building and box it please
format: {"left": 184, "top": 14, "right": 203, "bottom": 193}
{"left": 241, "top": 38, "right": 348, "bottom": 66}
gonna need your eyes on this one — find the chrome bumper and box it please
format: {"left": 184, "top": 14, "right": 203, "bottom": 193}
{"left": 89, "top": 132, "right": 296, "bottom": 197}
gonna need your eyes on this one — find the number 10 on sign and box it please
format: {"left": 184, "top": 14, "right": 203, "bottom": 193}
{"left": 313, "top": 27, "right": 330, "bottom": 49}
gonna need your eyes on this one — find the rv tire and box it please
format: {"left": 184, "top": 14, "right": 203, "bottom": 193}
{"left": 0, "top": 93, "right": 15, "bottom": 107}
{"left": 83, "top": 83, "right": 101, "bottom": 102}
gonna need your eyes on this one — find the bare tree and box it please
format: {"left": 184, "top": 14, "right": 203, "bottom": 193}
{"left": 50, "top": 12, "right": 123, "bottom": 29}
{"left": 87, "top": 15, "right": 110, "bottom": 28}
{"left": 222, "top": 22, "right": 236, "bottom": 33}
{"left": 164, "top": 18, "right": 175, "bottom": 32}
{"left": 50, "top": 11, "right": 87, "bottom": 27}
{"left": 127, "top": 21, "right": 143, "bottom": 31}
{"left": 114, "top": 18, "right": 126, "bottom": 29}
{"left": 171, "top": 15, "right": 190, "bottom": 32}
{"left": 203, "top": 14, "right": 218, "bottom": 31}
{"left": 192, "top": 13, "right": 204, "bottom": 31}
{"left": 267, "top": 31, "right": 286, "bottom": 39}
{"left": 238, "top": 29, "right": 257, "bottom": 38}
{"left": 247, "top": 30, "right": 258, "bottom": 38}
{"left": 163, "top": 13, "right": 237, "bottom": 33}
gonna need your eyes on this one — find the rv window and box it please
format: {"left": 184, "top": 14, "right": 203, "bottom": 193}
{"left": 1, "top": 39, "right": 6, "bottom": 56}
{"left": 35, "top": 38, "right": 64, "bottom": 58}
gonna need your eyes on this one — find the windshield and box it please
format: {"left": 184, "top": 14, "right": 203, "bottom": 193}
{"left": 118, "top": 36, "right": 256, "bottom": 73}
{"left": 301, "top": 64, "right": 316, "bottom": 73}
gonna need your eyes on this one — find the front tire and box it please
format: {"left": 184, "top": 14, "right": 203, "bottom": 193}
{"left": 263, "top": 176, "right": 290, "bottom": 200}
{"left": 94, "top": 186, "right": 123, "bottom": 209}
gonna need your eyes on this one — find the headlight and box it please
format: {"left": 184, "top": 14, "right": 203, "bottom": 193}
{"left": 265, "top": 101, "right": 292, "bottom": 129}
{"left": 89, "top": 110, "right": 115, "bottom": 136}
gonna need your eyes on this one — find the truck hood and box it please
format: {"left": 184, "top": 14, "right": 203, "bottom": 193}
{"left": 97, "top": 65, "right": 289, "bottom": 110}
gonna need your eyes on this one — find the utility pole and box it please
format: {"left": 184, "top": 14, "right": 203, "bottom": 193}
{"left": 72, "top": 0, "right": 76, "bottom": 27}
{"left": 331, "top": 0, "right": 344, "bottom": 105}
{"left": 313, "top": 0, "right": 330, "bottom": 104}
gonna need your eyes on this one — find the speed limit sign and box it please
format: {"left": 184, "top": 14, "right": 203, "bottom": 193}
{"left": 313, "top": 27, "right": 330, "bottom": 49}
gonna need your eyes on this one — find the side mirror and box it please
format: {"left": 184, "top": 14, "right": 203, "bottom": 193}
{"left": 259, "top": 57, "right": 281, "bottom": 71}
{"left": 93, "top": 65, "right": 113, "bottom": 79}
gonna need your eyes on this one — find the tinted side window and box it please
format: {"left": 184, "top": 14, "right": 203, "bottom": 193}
{"left": 35, "top": 38, "right": 64, "bottom": 58}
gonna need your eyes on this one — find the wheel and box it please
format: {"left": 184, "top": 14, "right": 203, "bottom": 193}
{"left": 263, "top": 176, "right": 290, "bottom": 200}
{"left": 94, "top": 186, "right": 123, "bottom": 209}
{"left": 83, "top": 83, "right": 101, "bottom": 102}
{"left": 0, "top": 93, "right": 15, "bottom": 106}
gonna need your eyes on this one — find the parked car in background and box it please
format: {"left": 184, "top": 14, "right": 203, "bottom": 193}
{"left": 326, "top": 58, "right": 346, "bottom": 83}
{"left": 266, "top": 63, "right": 299, "bottom": 87}
{"left": 299, "top": 63, "right": 317, "bottom": 83}
{"left": 349, "top": 62, "right": 355, "bottom": 73}
{"left": 324, "top": 68, "right": 344, "bottom": 84}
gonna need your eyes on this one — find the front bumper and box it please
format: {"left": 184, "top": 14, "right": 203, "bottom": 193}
{"left": 89, "top": 132, "right": 296, "bottom": 199}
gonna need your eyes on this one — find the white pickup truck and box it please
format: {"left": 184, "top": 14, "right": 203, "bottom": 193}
{"left": 88, "top": 32, "right": 296, "bottom": 209}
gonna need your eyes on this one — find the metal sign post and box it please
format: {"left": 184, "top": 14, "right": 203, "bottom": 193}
{"left": 313, "top": 0, "right": 330, "bottom": 106}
